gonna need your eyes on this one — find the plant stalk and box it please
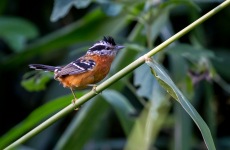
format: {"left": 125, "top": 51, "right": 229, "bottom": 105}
{"left": 5, "top": 0, "right": 230, "bottom": 149}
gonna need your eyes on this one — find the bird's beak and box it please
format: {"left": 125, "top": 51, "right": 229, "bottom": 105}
{"left": 116, "top": 45, "right": 125, "bottom": 50}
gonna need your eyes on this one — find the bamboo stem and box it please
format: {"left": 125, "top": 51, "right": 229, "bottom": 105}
{"left": 5, "top": 0, "right": 230, "bottom": 149}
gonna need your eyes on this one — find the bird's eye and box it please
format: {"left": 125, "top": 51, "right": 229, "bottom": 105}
{"left": 106, "top": 47, "right": 109, "bottom": 50}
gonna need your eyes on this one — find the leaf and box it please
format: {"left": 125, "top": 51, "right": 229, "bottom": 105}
{"left": 145, "top": 59, "right": 216, "bottom": 150}
{"left": 0, "top": 93, "right": 83, "bottom": 149}
{"left": 159, "top": 0, "right": 200, "bottom": 12}
{"left": 0, "top": 0, "right": 7, "bottom": 14}
{"left": 212, "top": 48, "right": 230, "bottom": 80}
{"left": 125, "top": 43, "right": 146, "bottom": 52}
{"left": 54, "top": 97, "right": 110, "bottom": 150}
{"left": 101, "top": 2, "right": 123, "bottom": 16}
{"left": 0, "top": 17, "right": 38, "bottom": 52}
{"left": 1, "top": 8, "right": 127, "bottom": 69}
{"left": 102, "top": 90, "right": 135, "bottom": 135}
{"left": 174, "top": 102, "right": 193, "bottom": 150}
{"left": 21, "top": 71, "right": 53, "bottom": 92}
{"left": 167, "top": 43, "right": 194, "bottom": 150}
{"left": 125, "top": 84, "right": 171, "bottom": 150}
{"left": 166, "top": 44, "right": 215, "bottom": 61}
{"left": 168, "top": 52, "right": 188, "bottom": 82}
{"left": 51, "top": 0, "right": 92, "bottom": 22}
{"left": 213, "top": 75, "right": 230, "bottom": 94}
{"left": 134, "top": 62, "right": 157, "bottom": 99}
{"left": 150, "top": 5, "right": 170, "bottom": 42}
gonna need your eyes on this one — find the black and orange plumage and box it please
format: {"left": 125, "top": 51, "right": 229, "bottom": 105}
{"left": 29, "top": 36, "right": 124, "bottom": 102}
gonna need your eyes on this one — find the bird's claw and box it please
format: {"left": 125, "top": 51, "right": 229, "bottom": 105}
{"left": 92, "top": 85, "right": 99, "bottom": 94}
{"left": 72, "top": 99, "right": 80, "bottom": 110}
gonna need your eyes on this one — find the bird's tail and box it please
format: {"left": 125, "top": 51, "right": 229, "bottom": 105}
{"left": 29, "top": 64, "right": 61, "bottom": 72}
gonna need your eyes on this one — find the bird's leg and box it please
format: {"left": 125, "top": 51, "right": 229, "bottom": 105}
{"left": 70, "top": 88, "right": 80, "bottom": 110}
{"left": 88, "top": 84, "right": 99, "bottom": 94}
{"left": 70, "top": 88, "right": 77, "bottom": 104}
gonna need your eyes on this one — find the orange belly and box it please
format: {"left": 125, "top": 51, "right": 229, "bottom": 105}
{"left": 57, "top": 55, "right": 114, "bottom": 89}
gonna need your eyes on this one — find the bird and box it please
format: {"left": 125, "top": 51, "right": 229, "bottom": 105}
{"left": 29, "top": 36, "right": 124, "bottom": 103}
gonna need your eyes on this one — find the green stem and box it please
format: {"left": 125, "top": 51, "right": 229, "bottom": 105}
{"left": 5, "top": 1, "right": 230, "bottom": 149}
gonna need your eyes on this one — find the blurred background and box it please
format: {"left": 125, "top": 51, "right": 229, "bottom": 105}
{"left": 0, "top": 0, "right": 230, "bottom": 149}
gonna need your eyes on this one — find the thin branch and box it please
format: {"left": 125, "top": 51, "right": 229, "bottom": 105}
{"left": 5, "top": 0, "right": 230, "bottom": 149}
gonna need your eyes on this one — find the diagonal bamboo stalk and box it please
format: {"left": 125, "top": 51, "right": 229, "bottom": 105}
{"left": 5, "top": 0, "right": 230, "bottom": 149}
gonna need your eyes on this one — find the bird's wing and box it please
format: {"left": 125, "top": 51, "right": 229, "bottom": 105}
{"left": 55, "top": 58, "right": 96, "bottom": 78}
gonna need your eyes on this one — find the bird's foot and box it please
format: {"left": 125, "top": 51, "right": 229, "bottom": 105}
{"left": 71, "top": 99, "right": 80, "bottom": 110}
{"left": 88, "top": 84, "right": 100, "bottom": 94}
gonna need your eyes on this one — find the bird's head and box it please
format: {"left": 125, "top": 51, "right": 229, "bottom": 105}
{"left": 86, "top": 36, "right": 124, "bottom": 56}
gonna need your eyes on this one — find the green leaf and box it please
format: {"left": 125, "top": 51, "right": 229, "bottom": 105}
{"left": 166, "top": 44, "right": 215, "bottom": 61}
{"left": 54, "top": 97, "right": 110, "bottom": 150}
{"left": 168, "top": 52, "right": 188, "bottom": 82}
{"left": 51, "top": 0, "right": 92, "bottom": 22}
{"left": 146, "top": 59, "right": 178, "bottom": 100}
{"left": 101, "top": 2, "right": 123, "bottom": 16}
{"left": 212, "top": 48, "right": 230, "bottom": 80}
{"left": 159, "top": 0, "right": 200, "bottom": 12}
{"left": 0, "top": 94, "right": 82, "bottom": 149}
{"left": 102, "top": 90, "right": 135, "bottom": 135}
{"left": 145, "top": 59, "right": 216, "bottom": 150}
{"left": 125, "top": 84, "right": 171, "bottom": 150}
{"left": 134, "top": 63, "right": 157, "bottom": 99}
{"left": 0, "top": 0, "right": 7, "bottom": 14}
{"left": 174, "top": 102, "right": 193, "bottom": 150}
{"left": 0, "top": 17, "right": 38, "bottom": 52}
{"left": 150, "top": 6, "right": 169, "bottom": 42}
{"left": 2, "top": 8, "right": 127, "bottom": 69}
{"left": 125, "top": 43, "right": 146, "bottom": 52}
{"left": 21, "top": 71, "right": 53, "bottom": 92}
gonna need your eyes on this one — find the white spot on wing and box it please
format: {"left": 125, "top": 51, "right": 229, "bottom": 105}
{"left": 71, "top": 62, "right": 84, "bottom": 70}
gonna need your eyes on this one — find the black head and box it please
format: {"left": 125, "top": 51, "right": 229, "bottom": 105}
{"left": 87, "top": 36, "right": 124, "bottom": 56}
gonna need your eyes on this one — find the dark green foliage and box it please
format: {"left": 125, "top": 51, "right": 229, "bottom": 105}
{"left": 1, "top": 0, "right": 230, "bottom": 149}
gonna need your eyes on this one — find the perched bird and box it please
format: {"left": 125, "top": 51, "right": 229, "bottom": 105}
{"left": 29, "top": 36, "right": 124, "bottom": 102}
